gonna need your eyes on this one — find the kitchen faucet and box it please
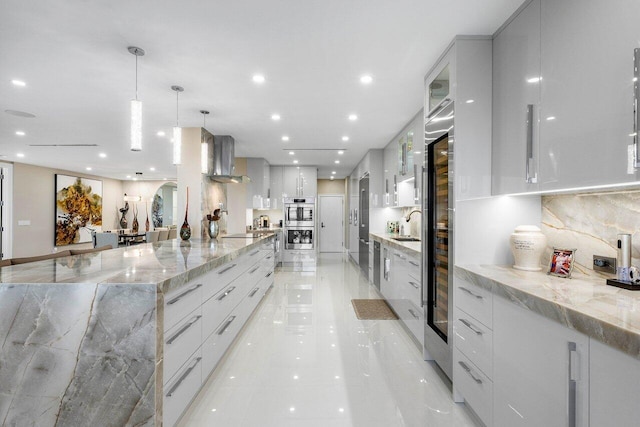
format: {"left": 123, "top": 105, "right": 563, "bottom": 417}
{"left": 406, "top": 209, "right": 421, "bottom": 222}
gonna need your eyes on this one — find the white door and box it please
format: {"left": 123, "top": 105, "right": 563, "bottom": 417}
{"left": 319, "top": 195, "right": 343, "bottom": 253}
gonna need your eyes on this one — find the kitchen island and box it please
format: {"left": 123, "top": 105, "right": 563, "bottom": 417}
{"left": 0, "top": 235, "right": 275, "bottom": 427}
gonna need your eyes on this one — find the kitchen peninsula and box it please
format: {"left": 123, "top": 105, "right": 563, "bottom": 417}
{"left": 0, "top": 235, "right": 275, "bottom": 427}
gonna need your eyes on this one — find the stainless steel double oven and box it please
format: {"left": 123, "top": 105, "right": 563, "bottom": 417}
{"left": 284, "top": 197, "right": 315, "bottom": 250}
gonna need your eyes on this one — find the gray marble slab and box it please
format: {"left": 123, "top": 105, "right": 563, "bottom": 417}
{"left": 456, "top": 264, "right": 640, "bottom": 359}
{"left": 0, "top": 236, "right": 273, "bottom": 427}
{"left": 370, "top": 232, "right": 421, "bottom": 257}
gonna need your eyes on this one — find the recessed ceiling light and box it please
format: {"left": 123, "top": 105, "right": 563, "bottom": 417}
{"left": 338, "top": 150, "right": 344, "bottom": 155}
{"left": 157, "top": 131, "right": 165, "bottom": 137}
{"left": 11, "top": 80, "right": 26, "bottom": 87}
{"left": 332, "top": 171, "right": 336, "bottom": 174}
{"left": 348, "top": 114, "right": 358, "bottom": 121}
{"left": 466, "top": 99, "right": 475, "bottom": 104}
{"left": 150, "top": 167, "right": 156, "bottom": 171}
{"left": 16, "top": 153, "right": 25, "bottom": 158}
{"left": 86, "top": 167, "right": 92, "bottom": 171}
{"left": 360, "top": 75, "right": 373, "bottom": 84}
{"left": 271, "top": 114, "right": 281, "bottom": 121}
{"left": 282, "top": 136, "right": 289, "bottom": 141}
{"left": 334, "top": 160, "right": 340, "bottom": 164}
{"left": 342, "top": 136, "right": 349, "bottom": 142}
{"left": 289, "top": 151, "right": 295, "bottom": 155}
{"left": 15, "top": 131, "right": 25, "bottom": 136}
{"left": 252, "top": 74, "right": 265, "bottom": 84}
{"left": 99, "top": 153, "right": 107, "bottom": 158}
{"left": 293, "top": 160, "right": 299, "bottom": 164}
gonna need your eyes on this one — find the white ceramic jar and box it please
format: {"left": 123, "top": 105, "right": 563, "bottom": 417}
{"left": 510, "top": 225, "right": 547, "bottom": 271}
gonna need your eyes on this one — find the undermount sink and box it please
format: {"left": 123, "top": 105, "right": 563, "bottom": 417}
{"left": 392, "top": 237, "right": 420, "bottom": 242}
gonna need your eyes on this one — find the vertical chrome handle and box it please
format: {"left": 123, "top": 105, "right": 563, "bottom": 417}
{"left": 525, "top": 104, "right": 537, "bottom": 183}
{"left": 402, "top": 143, "right": 408, "bottom": 175}
{"left": 634, "top": 48, "right": 639, "bottom": 167}
{"left": 568, "top": 342, "right": 577, "bottom": 427}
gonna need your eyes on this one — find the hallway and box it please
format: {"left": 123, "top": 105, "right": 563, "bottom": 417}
{"left": 179, "top": 254, "right": 478, "bottom": 426}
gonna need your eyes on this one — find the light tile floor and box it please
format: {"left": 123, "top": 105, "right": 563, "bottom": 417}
{"left": 179, "top": 253, "right": 479, "bottom": 427}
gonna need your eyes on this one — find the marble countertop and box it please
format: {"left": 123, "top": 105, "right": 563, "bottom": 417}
{"left": 370, "top": 232, "right": 421, "bottom": 256}
{"left": 456, "top": 264, "right": 640, "bottom": 359}
{"left": 1, "top": 236, "right": 273, "bottom": 294}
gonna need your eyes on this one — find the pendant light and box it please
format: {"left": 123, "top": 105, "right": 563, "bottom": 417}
{"left": 200, "top": 110, "right": 210, "bottom": 174}
{"left": 171, "top": 85, "right": 184, "bottom": 165}
{"left": 128, "top": 46, "right": 145, "bottom": 152}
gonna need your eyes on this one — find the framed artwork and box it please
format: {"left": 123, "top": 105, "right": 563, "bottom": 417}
{"left": 548, "top": 248, "right": 576, "bottom": 278}
{"left": 55, "top": 174, "right": 103, "bottom": 246}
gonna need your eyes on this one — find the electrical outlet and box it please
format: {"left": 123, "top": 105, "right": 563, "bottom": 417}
{"left": 593, "top": 255, "right": 616, "bottom": 274}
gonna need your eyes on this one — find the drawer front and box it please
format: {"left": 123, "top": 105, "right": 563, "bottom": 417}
{"left": 164, "top": 350, "right": 202, "bottom": 427}
{"left": 202, "top": 305, "right": 253, "bottom": 381}
{"left": 164, "top": 281, "right": 203, "bottom": 332}
{"left": 454, "top": 310, "right": 493, "bottom": 378}
{"left": 455, "top": 278, "right": 492, "bottom": 329}
{"left": 164, "top": 308, "right": 202, "bottom": 383}
{"left": 406, "top": 254, "right": 420, "bottom": 281}
{"left": 202, "top": 256, "right": 251, "bottom": 301}
{"left": 454, "top": 351, "right": 493, "bottom": 426}
{"left": 202, "top": 278, "right": 247, "bottom": 340}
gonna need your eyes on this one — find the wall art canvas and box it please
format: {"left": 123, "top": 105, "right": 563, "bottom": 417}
{"left": 55, "top": 174, "right": 103, "bottom": 246}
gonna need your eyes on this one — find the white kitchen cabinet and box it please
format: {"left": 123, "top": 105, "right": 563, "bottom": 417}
{"left": 269, "top": 166, "right": 284, "bottom": 210}
{"left": 589, "top": 338, "right": 640, "bottom": 426}
{"left": 492, "top": 0, "right": 541, "bottom": 195}
{"left": 493, "top": 294, "right": 589, "bottom": 427}
{"left": 538, "top": 0, "right": 640, "bottom": 190}
{"left": 283, "top": 166, "right": 317, "bottom": 198}
{"left": 246, "top": 158, "right": 270, "bottom": 209}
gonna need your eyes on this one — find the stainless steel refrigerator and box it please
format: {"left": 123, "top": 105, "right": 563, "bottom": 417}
{"left": 359, "top": 174, "right": 369, "bottom": 276}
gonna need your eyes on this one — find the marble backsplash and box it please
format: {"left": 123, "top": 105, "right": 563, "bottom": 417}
{"left": 542, "top": 190, "right": 640, "bottom": 276}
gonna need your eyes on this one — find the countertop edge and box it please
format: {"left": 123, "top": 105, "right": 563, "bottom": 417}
{"left": 455, "top": 264, "right": 640, "bottom": 360}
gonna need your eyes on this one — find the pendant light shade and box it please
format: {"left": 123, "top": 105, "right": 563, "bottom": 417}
{"left": 171, "top": 85, "right": 184, "bottom": 165}
{"left": 128, "top": 46, "right": 145, "bottom": 151}
{"left": 200, "top": 110, "right": 210, "bottom": 174}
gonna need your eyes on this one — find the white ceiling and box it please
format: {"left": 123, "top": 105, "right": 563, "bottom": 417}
{"left": 0, "top": 0, "right": 522, "bottom": 181}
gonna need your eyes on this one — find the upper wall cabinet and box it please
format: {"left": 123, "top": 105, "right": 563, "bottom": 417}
{"left": 538, "top": 0, "right": 640, "bottom": 190}
{"left": 283, "top": 166, "right": 317, "bottom": 198}
{"left": 492, "top": 0, "right": 640, "bottom": 195}
{"left": 426, "top": 37, "right": 493, "bottom": 201}
{"left": 492, "top": 0, "right": 541, "bottom": 195}
{"left": 246, "top": 158, "right": 271, "bottom": 209}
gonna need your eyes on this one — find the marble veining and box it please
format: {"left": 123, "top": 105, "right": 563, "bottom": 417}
{"left": 456, "top": 264, "right": 640, "bottom": 359}
{"left": 0, "top": 236, "right": 272, "bottom": 427}
{"left": 542, "top": 190, "right": 640, "bottom": 276}
{"left": 369, "top": 232, "right": 421, "bottom": 256}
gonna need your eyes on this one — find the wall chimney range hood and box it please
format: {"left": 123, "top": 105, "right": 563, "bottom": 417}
{"left": 203, "top": 132, "right": 250, "bottom": 184}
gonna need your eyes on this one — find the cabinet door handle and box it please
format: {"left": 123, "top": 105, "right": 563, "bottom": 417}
{"left": 408, "top": 281, "right": 420, "bottom": 290}
{"left": 459, "top": 286, "right": 483, "bottom": 299}
{"left": 634, "top": 48, "right": 640, "bottom": 168}
{"left": 249, "top": 287, "right": 260, "bottom": 297}
{"left": 166, "top": 315, "right": 201, "bottom": 345}
{"left": 525, "top": 104, "right": 537, "bottom": 183}
{"left": 408, "top": 260, "right": 419, "bottom": 267}
{"left": 458, "top": 361, "right": 482, "bottom": 384}
{"left": 166, "top": 357, "right": 201, "bottom": 397}
{"left": 217, "top": 286, "right": 236, "bottom": 301}
{"left": 218, "top": 263, "right": 237, "bottom": 275}
{"left": 166, "top": 283, "right": 202, "bottom": 305}
{"left": 408, "top": 308, "right": 419, "bottom": 319}
{"left": 217, "top": 315, "right": 236, "bottom": 335}
{"left": 460, "top": 318, "right": 483, "bottom": 335}
{"left": 568, "top": 342, "right": 577, "bottom": 427}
